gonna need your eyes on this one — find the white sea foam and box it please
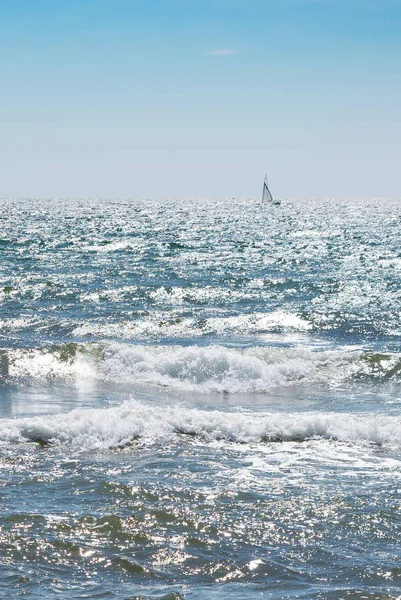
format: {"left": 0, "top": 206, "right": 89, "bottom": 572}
{"left": 80, "top": 285, "right": 141, "bottom": 304}
{"left": 3, "top": 343, "right": 400, "bottom": 393}
{"left": 98, "top": 344, "right": 356, "bottom": 392}
{"left": 0, "top": 316, "right": 45, "bottom": 331}
{"left": 0, "top": 400, "right": 400, "bottom": 451}
{"left": 148, "top": 285, "right": 246, "bottom": 305}
{"left": 85, "top": 239, "right": 146, "bottom": 253}
{"left": 3, "top": 343, "right": 364, "bottom": 393}
{"left": 378, "top": 257, "right": 401, "bottom": 269}
{"left": 72, "top": 310, "right": 312, "bottom": 340}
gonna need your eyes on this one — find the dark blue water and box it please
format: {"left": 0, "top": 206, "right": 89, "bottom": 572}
{"left": 0, "top": 197, "right": 400, "bottom": 599}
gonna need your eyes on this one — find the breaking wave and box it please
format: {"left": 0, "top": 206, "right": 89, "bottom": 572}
{"left": 0, "top": 400, "right": 400, "bottom": 451}
{"left": 1, "top": 343, "right": 400, "bottom": 393}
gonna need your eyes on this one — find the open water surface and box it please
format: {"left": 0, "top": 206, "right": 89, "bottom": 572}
{"left": 0, "top": 197, "right": 400, "bottom": 599}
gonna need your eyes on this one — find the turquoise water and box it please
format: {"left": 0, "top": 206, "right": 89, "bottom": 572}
{"left": 0, "top": 197, "right": 400, "bottom": 599}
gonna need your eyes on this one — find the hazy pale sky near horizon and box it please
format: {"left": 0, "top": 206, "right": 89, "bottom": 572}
{"left": 1, "top": 0, "right": 400, "bottom": 198}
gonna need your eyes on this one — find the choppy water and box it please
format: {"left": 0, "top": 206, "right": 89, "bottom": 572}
{"left": 0, "top": 197, "right": 400, "bottom": 600}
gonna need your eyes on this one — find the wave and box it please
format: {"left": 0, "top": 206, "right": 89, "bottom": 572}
{"left": 1, "top": 343, "right": 400, "bottom": 393}
{"left": 97, "top": 344, "right": 356, "bottom": 392}
{"left": 71, "top": 310, "right": 312, "bottom": 340}
{"left": 0, "top": 400, "right": 400, "bottom": 451}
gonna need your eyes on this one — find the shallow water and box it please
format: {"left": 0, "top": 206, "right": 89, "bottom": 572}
{"left": 0, "top": 197, "right": 400, "bottom": 599}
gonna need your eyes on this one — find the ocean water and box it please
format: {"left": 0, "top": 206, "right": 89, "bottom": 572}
{"left": 0, "top": 197, "right": 400, "bottom": 600}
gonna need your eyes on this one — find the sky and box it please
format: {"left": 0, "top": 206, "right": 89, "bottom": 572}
{"left": 1, "top": 0, "right": 400, "bottom": 198}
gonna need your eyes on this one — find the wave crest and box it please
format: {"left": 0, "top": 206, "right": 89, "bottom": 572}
{"left": 0, "top": 400, "right": 400, "bottom": 451}
{"left": 1, "top": 344, "right": 400, "bottom": 393}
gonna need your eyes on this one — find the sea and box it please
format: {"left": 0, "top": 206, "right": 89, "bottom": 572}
{"left": 0, "top": 197, "right": 400, "bottom": 600}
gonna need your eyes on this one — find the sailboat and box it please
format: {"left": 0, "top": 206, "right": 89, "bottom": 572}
{"left": 262, "top": 175, "right": 280, "bottom": 205}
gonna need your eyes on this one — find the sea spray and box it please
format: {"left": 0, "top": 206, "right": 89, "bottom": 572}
{"left": 1, "top": 400, "right": 400, "bottom": 451}
{"left": 2, "top": 343, "right": 400, "bottom": 390}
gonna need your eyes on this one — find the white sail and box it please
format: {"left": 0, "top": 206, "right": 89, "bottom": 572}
{"left": 262, "top": 175, "right": 273, "bottom": 203}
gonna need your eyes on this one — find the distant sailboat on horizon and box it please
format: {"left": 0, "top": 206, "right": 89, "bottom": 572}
{"left": 262, "top": 175, "right": 280, "bottom": 205}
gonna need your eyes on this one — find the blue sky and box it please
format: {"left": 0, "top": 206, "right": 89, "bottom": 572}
{"left": 1, "top": 0, "right": 400, "bottom": 198}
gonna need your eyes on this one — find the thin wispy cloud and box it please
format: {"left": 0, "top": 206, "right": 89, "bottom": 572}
{"left": 205, "top": 49, "right": 239, "bottom": 56}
